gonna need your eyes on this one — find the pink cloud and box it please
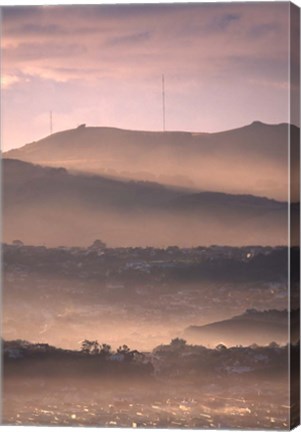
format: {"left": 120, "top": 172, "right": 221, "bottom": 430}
{"left": 1, "top": 2, "right": 295, "bottom": 150}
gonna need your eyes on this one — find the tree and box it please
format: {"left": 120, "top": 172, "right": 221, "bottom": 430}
{"left": 170, "top": 338, "right": 187, "bottom": 350}
{"left": 132, "top": 350, "right": 146, "bottom": 363}
{"left": 12, "top": 240, "right": 24, "bottom": 247}
{"left": 216, "top": 343, "right": 227, "bottom": 351}
{"left": 117, "top": 344, "right": 135, "bottom": 362}
{"left": 89, "top": 239, "right": 107, "bottom": 251}
{"left": 268, "top": 341, "right": 280, "bottom": 349}
{"left": 99, "top": 343, "right": 112, "bottom": 359}
{"left": 250, "top": 343, "right": 259, "bottom": 349}
{"left": 81, "top": 339, "right": 100, "bottom": 355}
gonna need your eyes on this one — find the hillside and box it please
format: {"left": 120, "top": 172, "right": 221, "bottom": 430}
{"left": 4, "top": 122, "right": 297, "bottom": 201}
{"left": 184, "top": 309, "right": 298, "bottom": 347}
{"left": 2, "top": 158, "right": 287, "bottom": 247}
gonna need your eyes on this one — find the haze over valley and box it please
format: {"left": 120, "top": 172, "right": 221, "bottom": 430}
{"left": 2, "top": 2, "right": 299, "bottom": 428}
{"left": 2, "top": 121, "right": 298, "bottom": 429}
{"left": 4, "top": 121, "right": 295, "bottom": 201}
{"left": 3, "top": 157, "right": 288, "bottom": 248}
{"left": 3, "top": 121, "right": 297, "bottom": 248}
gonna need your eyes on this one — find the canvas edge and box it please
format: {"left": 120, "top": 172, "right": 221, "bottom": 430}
{"left": 289, "top": 1, "right": 300, "bottom": 430}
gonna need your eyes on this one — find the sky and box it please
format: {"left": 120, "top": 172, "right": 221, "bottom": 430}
{"left": 0, "top": 2, "right": 297, "bottom": 151}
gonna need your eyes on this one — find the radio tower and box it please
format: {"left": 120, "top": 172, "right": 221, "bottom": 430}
{"left": 162, "top": 74, "right": 166, "bottom": 132}
{"left": 50, "top": 110, "right": 53, "bottom": 135}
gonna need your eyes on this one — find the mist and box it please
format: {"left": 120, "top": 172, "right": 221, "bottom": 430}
{"left": 3, "top": 158, "right": 289, "bottom": 248}
{"left": 4, "top": 122, "right": 293, "bottom": 201}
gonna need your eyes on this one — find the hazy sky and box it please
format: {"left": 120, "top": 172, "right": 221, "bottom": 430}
{"left": 1, "top": 2, "right": 294, "bottom": 150}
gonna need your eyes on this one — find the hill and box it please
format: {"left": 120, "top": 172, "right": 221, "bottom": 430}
{"left": 4, "top": 122, "right": 298, "bottom": 201}
{"left": 3, "top": 158, "right": 287, "bottom": 247}
{"left": 184, "top": 309, "right": 299, "bottom": 347}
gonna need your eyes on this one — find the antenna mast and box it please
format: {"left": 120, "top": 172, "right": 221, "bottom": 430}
{"left": 50, "top": 110, "right": 53, "bottom": 135}
{"left": 162, "top": 74, "right": 166, "bottom": 132}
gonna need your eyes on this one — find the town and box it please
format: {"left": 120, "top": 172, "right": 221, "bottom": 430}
{"left": 3, "top": 241, "right": 289, "bottom": 350}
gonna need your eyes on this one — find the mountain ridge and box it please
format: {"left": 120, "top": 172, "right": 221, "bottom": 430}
{"left": 3, "top": 158, "right": 288, "bottom": 247}
{"left": 184, "top": 309, "right": 299, "bottom": 346}
{"left": 3, "top": 121, "right": 297, "bottom": 202}
{"left": 4, "top": 120, "right": 298, "bottom": 154}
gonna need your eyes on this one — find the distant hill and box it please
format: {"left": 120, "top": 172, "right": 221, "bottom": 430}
{"left": 3, "top": 159, "right": 287, "bottom": 247}
{"left": 4, "top": 122, "right": 298, "bottom": 201}
{"left": 184, "top": 309, "right": 299, "bottom": 347}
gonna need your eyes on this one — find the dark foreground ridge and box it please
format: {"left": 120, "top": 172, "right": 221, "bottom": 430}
{"left": 3, "top": 337, "right": 297, "bottom": 380}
